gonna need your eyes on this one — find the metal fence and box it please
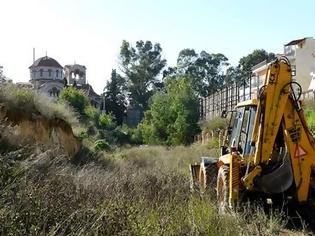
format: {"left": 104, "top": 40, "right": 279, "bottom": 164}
{"left": 199, "top": 78, "right": 253, "bottom": 121}
{"left": 199, "top": 80, "right": 315, "bottom": 121}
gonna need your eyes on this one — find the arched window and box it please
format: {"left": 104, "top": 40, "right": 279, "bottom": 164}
{"left": 49, "top": 87, "right": 60, "bottom": 97}
{"left": 40, "top": 69, "right": 43, "bottom": 77}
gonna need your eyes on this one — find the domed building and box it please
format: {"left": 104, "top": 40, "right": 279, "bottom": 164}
{"left": 28, "top": 55, "right": 104, "bottom": 111}
{"left": 29, "top": 56, "right": 65, "bottom": 97}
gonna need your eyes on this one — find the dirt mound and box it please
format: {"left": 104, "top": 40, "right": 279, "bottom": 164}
{"left": 0, "top": 103, "right": 81, "bottom": 157}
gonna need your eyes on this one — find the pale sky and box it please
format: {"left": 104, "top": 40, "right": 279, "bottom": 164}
{"left": 1, "top": 0, "right": 314, "bottom": 94}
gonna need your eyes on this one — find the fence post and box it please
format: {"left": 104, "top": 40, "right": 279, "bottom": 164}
{"left": 249, "top": 75, "right": 252, "bottom": 99}
{"left": 225, "top": 86, "right": 228, "bottom": 111}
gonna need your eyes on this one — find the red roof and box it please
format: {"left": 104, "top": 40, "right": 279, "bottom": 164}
{"left": 29, "top": 56, "right": 63, "bottom": 69}
{"left": 77, "top": 83, "right": 100, "bottom": 98}
{"left": 285, "top": 38, "right": 307, "bottom": 46}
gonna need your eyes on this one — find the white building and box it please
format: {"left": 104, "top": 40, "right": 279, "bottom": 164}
{"left": 29, "top": 56, "right": 65, "bottom": 97}
{"left": 28, "top": 56, "right": 104, "bottom": 109}
{"left": 250, "top": 37, "right": 315, "bottom": 94}
{"left": 284, "top": 37, "right": 315, "bottom": 91}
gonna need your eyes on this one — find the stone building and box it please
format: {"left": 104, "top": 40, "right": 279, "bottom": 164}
{"left": 64, "top": 64, "right": 86, "bottom": 85}
{"left": 28, "top": 56, "right": 104, "bottom": 110}
{"left": 29, "top": 56, "right": 65, "bottom": 97}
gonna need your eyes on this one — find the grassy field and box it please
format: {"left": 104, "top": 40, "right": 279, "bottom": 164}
{"left": 0, "top": 143, "right": 308, "bottom": 235}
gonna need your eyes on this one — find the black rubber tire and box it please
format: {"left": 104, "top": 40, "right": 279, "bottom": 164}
{"left": 217, "top": 165, "right": 230, "bottom": 214}
{"left": 199, "top": 163, "right": 217, "bottom": 195}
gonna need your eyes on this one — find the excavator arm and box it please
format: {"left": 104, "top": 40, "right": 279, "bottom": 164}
{"left": 246, "top": 57, "right": 315, "bottom": 202}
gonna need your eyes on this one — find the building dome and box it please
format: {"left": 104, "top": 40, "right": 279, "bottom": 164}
{"left": 29, "top": 56, "right": 63, "bottom": 69}
{"left": 29, "top": 56, "right": 64, "bottom": 82}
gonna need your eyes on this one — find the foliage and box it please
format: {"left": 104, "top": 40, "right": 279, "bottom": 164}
{"left": 94, "top": 139, "right": 110, "bottom": 151}
{"left": 202, "top": 116, "right": 228, "bottom": 133}
{"left": 224, "top": 49, "right": 276, "bottom": 86}
{"left": 141, "top": 76, "right": 200, "bottom": 145}
{"left": 207, "top": 137, "right": 220, "bottom": 150}
{"left": 84, "top": 105, "right": 101, "bottom": 124}
{"left": 165, "top": 49, "right": 229, "bottom": 97}
{"left": 304, "top": 100, "right": 315, "bottom": 129}
{"left": 103, "top": 69, "right": 126, "bottom": 125}
{"left": 238, "top": 49, "right": 276, "bottom": 79}
{"left": 59, "top": 87, "right": 89, "bottom": 115}
{"left": 98, "top": 113, "right": 116, "bottom": 130}
{"left": 119, "top": 40, "right": 167, "bottom": 109}
{"left": 119, "top": 125, "right": 143, "bottom": 145}
{"left": 224, "top": 66, "right": 242, "bottom": 86}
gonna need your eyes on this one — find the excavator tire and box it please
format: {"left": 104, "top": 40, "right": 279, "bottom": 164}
{"left": 217, "top": 165, "right": 229, "bottom": 214}
{"left": 199, "top": 162, "right": 217, "bottom": 195}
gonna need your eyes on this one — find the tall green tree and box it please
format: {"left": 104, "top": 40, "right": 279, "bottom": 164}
{"left": 165, "top": 49, "right": 229, "bottom": 97}
{"left": 141, "top": 76, "right": 200, "bottom": 145}
{"left": 119, "top": 40, "right": 167, "bottom": 109}
{"left": 238, "top": 49, "right": 276, "bottom": 78}
{"left": 223, "top": 49, "right": 276, "bottom": 85}
{"left": 104, "top": 69, "right": 126, "bottom": 125}
{"left": 224, "top": 66, "right": 242, "bottom": 86}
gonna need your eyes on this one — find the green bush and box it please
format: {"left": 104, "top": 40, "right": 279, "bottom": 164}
{"left": 130, "top": 127, "right": 143, "bottom": 144}
{"left": 304, "top": 101, "right": 315, "bottom": 129}
{"left": 98, "top": 113, "right": 116, "bottom": 130}
{"left": 207, "top": 137, "right": 219, "bottom": 149}
{"left": 84, "top": 105, "right": 100, "bottom": 123}
{"left": 94, "top": 139, "right": 110, "bottom": 151}
{"left": 141, "top": 76, "right": 200, "bottom": 145}
{"left": 202, "top": 116, "right": 228, "bottom": 134}
{"left": 59, "top": 87, "right": 89, "bottom": 115}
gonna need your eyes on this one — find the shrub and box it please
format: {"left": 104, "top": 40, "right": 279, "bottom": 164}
{"left": 59, "top": 87, "right": 89, "bottom": 115}
{"left": 201, "top": 116, "right": 228, "bottom": 134}
{"left": 94, "top": 139, "right": 110, "bottom": 151}
{"left": 304, "top": 100, "right": 315, "bottom": 129}
{"left": 84, "top": 105, "right": 100, "bottom": 123}
{"left": 207, "top": 137, "right": 219, "bottom": 149}
{"left": 141, "top": 76, "right": 200, "bottom": 145}
{"left": 98, "top": 113, "right": 116, "bottom": 130}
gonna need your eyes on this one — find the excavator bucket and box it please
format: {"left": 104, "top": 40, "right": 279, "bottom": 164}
{"left": 256, "top": 152, "right": 293, "bottom": 194}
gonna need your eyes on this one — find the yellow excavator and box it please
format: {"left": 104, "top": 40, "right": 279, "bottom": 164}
{"left": 190, "top": 57, "right": 315, "bottom": 213}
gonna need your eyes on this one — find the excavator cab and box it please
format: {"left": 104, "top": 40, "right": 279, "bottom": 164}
{"left": 223, "top": 101, "right": 257, "bottom": 157}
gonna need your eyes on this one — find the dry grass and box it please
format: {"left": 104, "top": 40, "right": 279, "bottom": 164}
{"left": 0, "top": 142, "right": 304, "bottom": 235}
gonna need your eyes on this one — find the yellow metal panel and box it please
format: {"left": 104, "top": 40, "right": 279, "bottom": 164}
{"left": 219, "top": 154, "right": 232, "bottom": 165}
{"left": 236, "top": 99, "right": 258, "bottom": 108}
{"left": 260, "top": 61, "right": 292, "bottom": 163}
